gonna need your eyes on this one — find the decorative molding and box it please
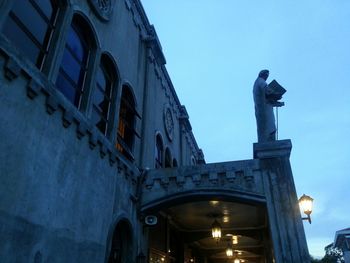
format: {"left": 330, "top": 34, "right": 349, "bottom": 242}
{"left": 163, "top": 104, "right": 174, "bottom": 141}
{"left": 26, "top": 79, "right": 42, "bottom": 99}
{"left": 88, "top": 0, "right": 115, "bottom": 22}
{"left": 4, "top": 56, "right": 21, "bottom": 80}
{"left": 45, "top": 95, "right": 59, "bottom": 115}
{"left": 62, "top": 110, "right": 74, "bottom": 128}
{"left": 124, "top": 0, "right": 131, "bottom": 10}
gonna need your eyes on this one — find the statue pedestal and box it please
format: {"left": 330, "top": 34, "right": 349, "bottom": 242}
{"left": 254, "top": 139, "right": 292, "bottom": 159}
{"left": 254, "top": 140, "right": 310, "bottom": 263}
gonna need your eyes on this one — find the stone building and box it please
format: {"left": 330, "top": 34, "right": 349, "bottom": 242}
{"left": 0, "top": 0, "right": 309, "bottom": 262}
{"left": 333, "top": 228, "right": 350, "bottom": 263}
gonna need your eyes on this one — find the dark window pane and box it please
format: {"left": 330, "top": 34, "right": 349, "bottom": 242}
{"left": 124, "top": 126, "right": 134, "bottom": 146}
{"left": 96, "top": 67, "right": 106, "bottom": 91}
{"left": 100, "top": 98, "right": 110, "bottom": 117}
{"left": 56, "top": 73, "right": 78, "bottom": 106}
{"left": 93, "top": 88, "right": 105, "bottom": 110}
{"left": 35, "top": 0, "right": 53, "bottom": 19}
{"left": 2, "top": 17, "right": 40, "bottom": 64}
{"left": 66, "top": 27, "right": 86, "bottom": 62}
{"left": 12, "top": 1, "right": 48, "bottom": 44}
{"left": 104, "top": 78, "right": 112, "bottom": 98}
{"left": 92, "top": 108, "right": 107, "bottom": 134}
{"left": 55, "top": 19, "right": 89, "bottom": 109}
{"left": 117, "top": 88, "right": 136, "bottom": 158}
{"left": 61, "top": 48, "right": 82, "bottom": 83}
{"left": 93, "top": 63, "right": 113, "bottom": 134}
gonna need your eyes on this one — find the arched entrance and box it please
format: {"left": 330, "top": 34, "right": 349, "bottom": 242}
{"left": 146, "top": 196, "right": 273, "bottom": 263}
{"left": 108, "top": 220, "right": 133, "bottom": 263}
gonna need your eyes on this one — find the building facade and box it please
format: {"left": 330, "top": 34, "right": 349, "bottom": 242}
{"left": 0, "top": 1, "right": 309, "bottom": 262}
{"left": 333, "top": 228, "right": 350, "bottom": 263}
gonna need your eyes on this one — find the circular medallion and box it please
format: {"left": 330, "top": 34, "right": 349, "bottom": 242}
{"left": 88, "top": 0, "right": 114, "bottom": 21}
{"left": 163, "top": 106, "right": 174, "bottom": 141}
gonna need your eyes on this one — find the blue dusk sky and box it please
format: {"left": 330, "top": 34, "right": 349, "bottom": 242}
{"left": 141, "top": 0, "right": 350, "bottom": 258}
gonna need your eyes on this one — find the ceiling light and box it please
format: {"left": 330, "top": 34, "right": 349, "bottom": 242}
{"left": 211, "top": 219, "right": 222, "bottom": 242}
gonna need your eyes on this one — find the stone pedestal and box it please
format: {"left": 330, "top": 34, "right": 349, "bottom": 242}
{"left": 254, "top": 140, "right": 310, "bottom": 263}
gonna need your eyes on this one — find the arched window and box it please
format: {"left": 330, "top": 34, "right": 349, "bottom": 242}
{"left": 164, "top": 147, "right": 172, "bottom": 168}
{"left": 191, "top": 156, "right": 196, "bottom": 166}
{"left": 108, "top": 220, "right": 133, "bottom": 263}
{"left": 92, "top": 54, "right": 117, "bottom": 136}
{"left": 172, "top": 158, "right": 178, "bottom": 167}
{"left": 55, "top": 15, "right": 95, "bottom": 108}
{"left": 116, "top": 85, "right": 137, "bottom": 161}
{"left": 1, "top": 0, "right": 60, "bottom": 69}
{"left": 155, "top": 134, "right": 164, "bottom": 168}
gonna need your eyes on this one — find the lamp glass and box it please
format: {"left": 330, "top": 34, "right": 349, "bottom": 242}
{"left": 234, "top": 259, "right": 240, "bottom": 263}
{"left": 232, "top": 235, "right": 238, "bottom": 245}
{"left": 226, "top": 247, "right": 233, "bottom": 257}
{"left": 211, "top": 220, "right": 221, "bottom": 240}
{"left": 299, "top": 194, "right": 313, "bottom": 215}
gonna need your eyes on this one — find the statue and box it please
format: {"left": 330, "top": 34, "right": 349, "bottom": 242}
{"left": 253, "top": 70, "right": 285, "bottom": 142}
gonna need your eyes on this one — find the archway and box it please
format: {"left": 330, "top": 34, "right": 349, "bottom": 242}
{"left": 108, "top": 220, "right": 133, "bottom": 263}
{"left": 146, "top": 196, "right": 273, "bottom": 263}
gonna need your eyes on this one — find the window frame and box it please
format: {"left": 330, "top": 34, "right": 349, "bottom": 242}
{"left": 155, "top": 133, "right": 164, "bottom": 168}
{"left": 54, "top": 13, "right": 98, "bottom": 111}
{"left": 116, "top": 85, "right": 138, "bottom": 161}
{"left": 1, "top": 0, "right": 62, "bottom": 71}
{"left": 91, "top": 53, "right": 119, "bottom": 137}
{"left": 164, "top": 147, "right": 172, "bottom": 168}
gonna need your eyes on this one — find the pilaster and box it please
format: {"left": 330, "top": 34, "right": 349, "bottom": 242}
{"left": 254, "top": 140, "right": 310, "bottom": 263}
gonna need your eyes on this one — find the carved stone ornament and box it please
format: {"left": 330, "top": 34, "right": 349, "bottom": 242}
{"left": 163, "top": 105, "right": 174, "bottom": 141}
{"left": 88, "top": 0, "right": 114, "bottom": 21}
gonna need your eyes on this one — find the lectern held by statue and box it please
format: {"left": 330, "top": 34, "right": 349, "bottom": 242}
{"left": 266, "top": 79, "right": 286, "bottom": 107}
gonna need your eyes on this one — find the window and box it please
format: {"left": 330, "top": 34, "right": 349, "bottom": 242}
{"left": 164, "top": 148, "right": 172, "bottom": 168}
{"left": 155, "top": 134, "right": 164, "bottom": 168}
{"left": 55, "top": 15, "right": 94, "bottom": 108}
{"left": 92, "top": 55, "right": 117, "bottom": 136}
{"left": 172, "top": 158, "right": 178, "bottom": 167}
{"left": 1, "top": 0, "right": 59, "bottom": 69}
{"left": 108, "top": 220, "right": 133, "bottom": 263}
{"left": 116, "top": 86, "right": 137, "bottom": 161}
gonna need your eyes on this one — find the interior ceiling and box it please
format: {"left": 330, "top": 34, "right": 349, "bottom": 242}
{"left": 165, "top": 200, "right": 265, "bottom": 231}
{"left": 163, "top": 200, "right": 268, "bottom": 262}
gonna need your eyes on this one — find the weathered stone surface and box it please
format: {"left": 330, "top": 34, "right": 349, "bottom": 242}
{"left": 255, "top": 140, "right": 310, "bottom": 263}
{"left": 141, "top": 159, "right": 264, "bottom": 212}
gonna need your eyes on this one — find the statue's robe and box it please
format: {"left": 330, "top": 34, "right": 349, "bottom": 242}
{"left": 253, "top": 77, "right": 276, "bottom": 142}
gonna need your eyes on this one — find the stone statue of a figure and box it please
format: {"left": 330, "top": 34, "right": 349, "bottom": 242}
{"left": 253, "top": 69, "right": 276, "bottom": 142}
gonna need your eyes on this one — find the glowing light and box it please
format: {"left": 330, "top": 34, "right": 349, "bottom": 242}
{"left": 232, "top": 235, "right": 238, "bottom": 245}
{"left": 299, "top": 194, "right": 314, "bottom": 224}
{"left": 226, "top": 246, "right": 233, "bottom": 257}
{"left": 211, "top": 220, "right": 221, "bottom": 241}
{"left": 299, "top": 194, "right": 313, "bottom": 215}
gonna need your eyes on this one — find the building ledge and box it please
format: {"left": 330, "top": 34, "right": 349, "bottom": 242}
{"left": 253, "top": 139, "right": 292, "bottom": 159}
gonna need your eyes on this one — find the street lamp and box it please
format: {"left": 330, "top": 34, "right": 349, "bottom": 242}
{"left": 211, "top": 219, "right": 222, "bottom": 242}
{"left": 299, "top": 194, "right": 313, "bottom": 224}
